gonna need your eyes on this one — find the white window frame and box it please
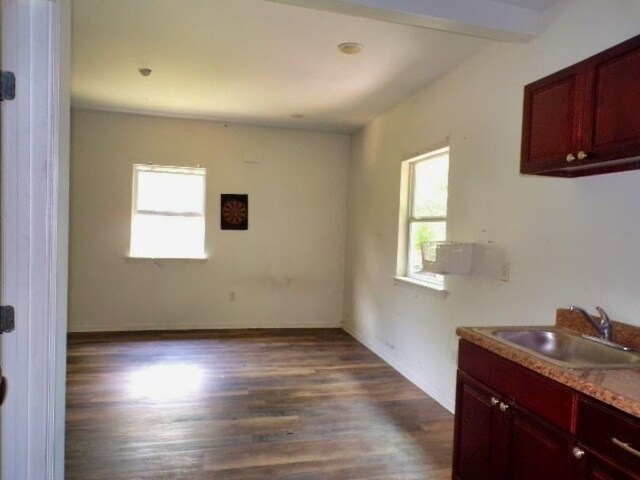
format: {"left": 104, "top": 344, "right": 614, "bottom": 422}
{"left": 398, "top": 146, "right": 449, "bottom": 290}
{"left": 129, "top": 164, "right": 207, "bottom": 259}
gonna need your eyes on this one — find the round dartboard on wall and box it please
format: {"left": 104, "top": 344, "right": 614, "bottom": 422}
{"left": 220, "top": 194, "right": 248, "bottom": 230}
{"left": 222, "top": 200, "right": 247, "bottom": 224}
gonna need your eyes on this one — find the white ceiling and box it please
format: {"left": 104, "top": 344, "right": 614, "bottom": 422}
{"left": 72, "top": 0, "right": 496, "bottom": 132}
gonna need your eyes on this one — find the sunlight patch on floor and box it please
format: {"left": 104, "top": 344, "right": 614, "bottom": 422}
{"left": 127, "top": 363, "right": 204, "bottom": 401}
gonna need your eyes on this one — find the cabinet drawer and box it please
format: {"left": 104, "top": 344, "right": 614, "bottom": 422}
{"left": 578, "top": 397, "right": 640, "bottom": 474}
{"left": 458, "top": 341, "right": 576, "bottom": 432}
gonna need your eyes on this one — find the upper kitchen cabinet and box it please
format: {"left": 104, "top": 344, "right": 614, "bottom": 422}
{"left": 583, "top": 36, "right": 640, "bottom": 168}
{"left": 521, "top": 65, "right": 585, "bottom": 173}
{"left": 521, "top": 34, "right": 640, "bottom": 177}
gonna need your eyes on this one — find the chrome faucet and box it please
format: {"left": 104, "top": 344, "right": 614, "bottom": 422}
{"left": 569, "top": 305, "right": 612, "bottom": 340}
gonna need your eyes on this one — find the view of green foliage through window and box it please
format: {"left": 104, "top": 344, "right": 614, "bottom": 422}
{"left": 406, "top": 149, "right": 449, "bottom": 286}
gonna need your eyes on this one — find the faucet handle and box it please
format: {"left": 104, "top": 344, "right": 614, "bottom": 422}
{"left": 595, "top": 306, "right": 610, "bottom": 324}
{"left": 595, "top": 306, "right": 612, "bottom": 340}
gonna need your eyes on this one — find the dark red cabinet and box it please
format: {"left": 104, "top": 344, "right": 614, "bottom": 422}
{"left": 521, "top": 33, "right": 640, "bottom": 177}
{"left": 577, "top": 398, "right": 640, "bottom": 477}
{"left": 454, "top": 340, "right": 640, "bottom": 479}
{"left": 453, "top": 372, "right": 504, "bottom": 480}
{"left": 583, "top": 37, "right": 640, "bottom": 165}
{"left": 504, "top": 409, "right": 573, "bottom": 480}
{"left": 578, "top": 448, "right": 638, "bottom": 480}
{"left": 453, "top": 364, "right": 572, "bottom": 480}
{"left": 521, "top": 65, "right": 585, "bottom": 172}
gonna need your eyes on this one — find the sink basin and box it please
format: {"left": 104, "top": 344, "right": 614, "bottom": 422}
{"left": 475, "top": 327, "right": 640, "bottom": 369}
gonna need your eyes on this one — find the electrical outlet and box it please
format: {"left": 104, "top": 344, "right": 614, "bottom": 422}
{"left": 501, "top": 262, "right": 511, "bottom": 282}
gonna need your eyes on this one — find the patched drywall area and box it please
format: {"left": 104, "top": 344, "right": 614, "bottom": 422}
{"left": 342, "top": 0, "right": 640, "bottom": 411}
{"left": 69, "top": 109, "right": 349, "bottom": 331}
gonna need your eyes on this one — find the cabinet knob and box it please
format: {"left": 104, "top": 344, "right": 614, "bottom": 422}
{"left": 572, "top": 447, "right": 586, "bottom": 460}
{"left": 499, "top": 402, "right": 510, "bottom": 412}
{"left": 577, "top": 151, "right": 588, "bottom": 160}
{"left": 490, "top": 397, "right": 500, "bottom": 406}
{"left": 566, "top": 153, "right": 576, "bottom": 162}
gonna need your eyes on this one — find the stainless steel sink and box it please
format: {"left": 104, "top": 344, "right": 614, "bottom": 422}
{"left": 474, "top": 327, "right": 640, "bottom": 369}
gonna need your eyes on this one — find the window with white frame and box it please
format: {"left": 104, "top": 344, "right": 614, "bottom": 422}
{"left": 130, "top": 164, "right": 206, "bottom": 259}
{"left": 400, "top": 147, "right": 449, "bottom": 288}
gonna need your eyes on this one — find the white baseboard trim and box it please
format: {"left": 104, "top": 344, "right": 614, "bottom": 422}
{"left": 69, "top": 322, "right": 342, "bottom": 333}
{"left": 342, "top": 322, "right": 455, "bottom": 413}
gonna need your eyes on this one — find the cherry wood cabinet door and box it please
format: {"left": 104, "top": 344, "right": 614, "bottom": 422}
{"left": 521, "top": 64, "right": 584, "bottom": 174}
{"left": 503, "top": 407, "right": 573, "bottom": 480}
{"left": 577, "top": 397, "right": 640, "bottom": 476}
{"left": 582, "top": 35, "right": 640, "bottom": 165}
{"left": 453, "top": 372, "right": 502, "bottom": 480}
{"left": 578, "top": 450, "right": 640, "bottom": 480}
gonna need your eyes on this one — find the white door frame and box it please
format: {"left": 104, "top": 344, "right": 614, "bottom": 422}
{"left": 1, "top": 0, "right": 69, "bottom": 479}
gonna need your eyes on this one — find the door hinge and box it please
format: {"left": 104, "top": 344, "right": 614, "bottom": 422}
{"left": 0, "top": 71, "right": 16, "bottom": 101}
{"left": 0, "top": 306, "right": 15, "bottom": 334}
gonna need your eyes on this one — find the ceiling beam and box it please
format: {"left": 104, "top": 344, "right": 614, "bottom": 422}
{"left": 265, "top": 0, "right": 542, "bottom": 42}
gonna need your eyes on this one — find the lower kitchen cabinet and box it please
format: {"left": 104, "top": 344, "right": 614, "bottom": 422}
{"left": 453, "top": 340, "right": 640, "bottom": 480}
{"left": 576, "top": 396, "right": 640, "bottom": 479}
{"left": 453, "top": 371, "right": 572, "bottom": 480}
{"left": 503, "top": 408, "right": 573, "bottom": 480}
{"left": 453, "top": 374, "right": 501, "bottom": 480}
{"left": 577, "top": 448, "right": 638, "bottom": 480}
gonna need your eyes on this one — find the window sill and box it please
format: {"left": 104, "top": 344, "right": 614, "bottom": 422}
{"left": 393, "top": 276, "right": 448, "bottom": 297}
{"left": 126, "top": 255, "right": 208, "bottom": 262}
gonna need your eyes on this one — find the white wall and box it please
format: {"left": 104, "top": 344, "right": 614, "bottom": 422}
{"left": 69, "top": 109, "right": 349, "bottom": 332}
{"left": 343, "top": 0, "right": 640, "bottom": 411}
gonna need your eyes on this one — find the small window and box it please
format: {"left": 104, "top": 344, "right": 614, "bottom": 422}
{"left": 130, "top": 164, "right": 206, "bottom": 259}
{"left": 399, "top": 147, "right": 449, "bottom": 288}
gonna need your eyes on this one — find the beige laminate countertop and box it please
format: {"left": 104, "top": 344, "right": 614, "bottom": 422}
{"left": 457, "top": 325, "right": 640, "bottom": 419}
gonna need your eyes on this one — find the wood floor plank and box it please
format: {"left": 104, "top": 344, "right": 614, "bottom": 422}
{"left": 66, "top": 329, "right": 454, "bottom": 479}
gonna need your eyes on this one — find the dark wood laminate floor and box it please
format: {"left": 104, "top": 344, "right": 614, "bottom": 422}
{"left": 66, "top": 329, "right": 454, "bottom": 479}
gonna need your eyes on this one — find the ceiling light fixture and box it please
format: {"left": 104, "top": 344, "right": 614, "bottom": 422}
{"left": 338, "top": 42, "right": 363, "bottom": 55}
{"left": 138, "top": 67, "right": 152, "bottom": 77}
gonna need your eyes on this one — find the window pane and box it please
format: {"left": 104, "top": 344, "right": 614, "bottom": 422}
{"left": 408, "top": 221, "right": 446, "bottom": 278}
{"left": 412, "top": 153, "right": 449, "bottom": 218}
{"left": 137, "top": 171, "right": 205, "bottom": 214}
{"left": 130, "top": 214, "right": 205, "bottom": 258}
